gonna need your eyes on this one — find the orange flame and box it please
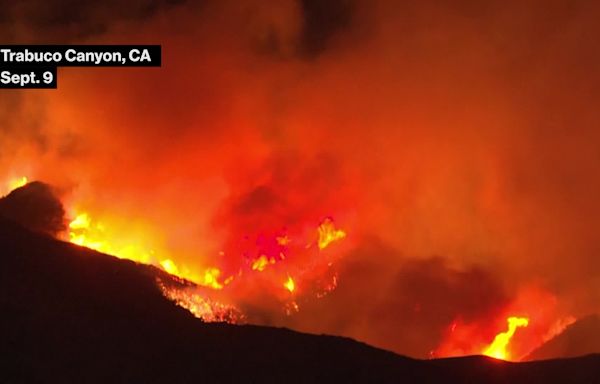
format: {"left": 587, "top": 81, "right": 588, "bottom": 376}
{"left": 482, "top": 316, "right": 529, "bottom": 360}
{"left": 284, "top": 275, "right": 295, "bottom": 293}
{"left": 68, "top": 211, "right": 227, "bottom": 290}
{"left": 276, "top": 235, "right": 290, "bottom": 246}
{"left": 317, "top": 217, "right": 346, "bottom": 250}
{"left": 251, "top": 254, "right": 276, "bottom": 271}
{"left": 201, "top": 268, "right": 225, "bottom": 290}
{"left": 65, "top": 208, "right": 347, "bottom": 318}
{"left": 2, "top": 176, "right": 28, "bottom": 196}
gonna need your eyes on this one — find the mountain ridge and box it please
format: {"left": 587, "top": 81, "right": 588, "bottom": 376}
{"left": 1, "top": 215, "right": 600, "bottom": 382}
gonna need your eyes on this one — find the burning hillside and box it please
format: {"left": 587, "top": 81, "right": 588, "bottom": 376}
{"left": 66, "top": 204, "right": 348, "bottom": 321}
{"left": 2, "top": 0, "right": 600, "bottom": 364}
{"left": 0, "top": 179, "right": 579, "bottom": 362}
{"left": 2, "top": 212, "right": 599, "bottom": 382}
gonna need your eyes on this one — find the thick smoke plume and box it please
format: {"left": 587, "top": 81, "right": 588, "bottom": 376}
{"left": 1, "top": 0, "right": 600, "bottom": 358}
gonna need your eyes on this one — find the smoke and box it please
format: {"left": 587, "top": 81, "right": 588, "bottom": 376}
{"left": 1, "top": 0, "right": 600, "bottom": 357}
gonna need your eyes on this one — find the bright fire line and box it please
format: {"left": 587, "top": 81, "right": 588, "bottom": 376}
{"left": 483, "top": 316, "right": 529, "bottom": 360}
{"left": 68, "top": 212, "right": 226, "bottom": 290}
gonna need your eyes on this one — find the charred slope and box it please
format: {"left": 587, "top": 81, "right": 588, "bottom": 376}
{"left": 1, "top": 217, "right": 600, "bottom": 383}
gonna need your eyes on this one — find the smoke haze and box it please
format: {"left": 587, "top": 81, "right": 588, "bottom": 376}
{"left": 1, "top": 0, "right": 599, "bottom": 358}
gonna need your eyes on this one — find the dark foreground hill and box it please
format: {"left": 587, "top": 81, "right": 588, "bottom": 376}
{"left": 1, "top": 217, "right": 600, "bottom": 383}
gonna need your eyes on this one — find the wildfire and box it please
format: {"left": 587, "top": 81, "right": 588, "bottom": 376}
{"left": 2, "top": 176, "right": 28, "bottom": 196}
{"left": 67, "top": 211, "right": 227, "bottom": 290}
{"left": 202, "top": 267, "right": 225, "bottom": 290}
{"left": 7, "top": 176, "right": 28, "bottom": 192}
{"left": 483, "top": 316, "right": 529, "bottom": 360}
{"left": 434, "top": 287, "right": 575, "bottom": 361}
{"left": 158, "top": 281, "right": 243, "bottom": 323}
{"left": 68, "top": 212, "right": 154, "bottom": 263}
{"left": 159, "top": 259, "right": 179, "bottom": 275}
{"left": 317, "top": 217, "right": 346, "bottom": 250}
{"left": 276, "top": 235, "right": 290, "bottom": 246}
{"left": 284, "top": 275, "right": 295, "bottom": 293}
{"left": 251, "top": 255, "right": 276, "bottom": 271}
{"left": 64, "top": 207, "right": 348, "bottom": 321}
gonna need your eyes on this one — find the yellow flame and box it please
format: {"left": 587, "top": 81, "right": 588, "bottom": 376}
{"left": 284, "top": 275, "right": 295, "bottom": 293}
{"left": 483, "top": 316, "right": 529, "bottom": 360}
{"left": 68, "top": 211, "right": 226, "bottom": 290}
{"left": 3, "top": 176, "right": 28, "bottom": 195}
{"left": 68, "top": 212, "right": 154, "bottom": 263}
{"left": 8, "top": 176, "right": 28, "bottom": 191}
{"left": 251, "top": 255, "right": 276, "bottom": 271}
{"left": 202, "top": 268, "right": 224, "bottom": 290}
{"left": 317, "top": 218, "right": 346, "bottom": 250}
{"left": 69, "top": 212, "right": 91, "bottom": 230}
{"left": 160, "top": 259, "right": 179, "bottom": 275}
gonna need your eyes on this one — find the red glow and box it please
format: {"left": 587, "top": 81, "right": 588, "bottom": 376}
{"left": 434, "top": 286, "right": 575, "bottom": 361}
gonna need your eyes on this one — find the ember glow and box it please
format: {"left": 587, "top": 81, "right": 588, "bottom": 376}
{"left": 483, "top": 317, "right": 529, "bottom": 360}
{"left": 68, "top": 212, "right": 154, "bottom": 264}
{"left": 432, "top": 286, "right": 575, "bottom": 361}
{"left": 157, "top": 281, "right": 242, "bottom": 323}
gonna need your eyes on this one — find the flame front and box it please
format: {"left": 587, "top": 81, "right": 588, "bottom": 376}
{"left": 68, "top": 212, "right": 154, "bottom": 263}
{"left": 65, "top": 208, "right": 347, "bottom": 321}
{"left": 482, "top": 316, "right": 529, "bottom": 360}
{"left": 67, "top": 211, "right": 227, "bottom": 289}
{"left": 2, "top": 176, "right": 28, "bottom": 196}
{"left": 158, "top": 281, "right": 243, "bottom": 323}
{"left": 317, "top": 217, "right": 347, "bottom": 250}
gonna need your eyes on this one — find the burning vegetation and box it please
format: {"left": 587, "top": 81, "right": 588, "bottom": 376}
{"left": 483, "top": 316, "right": 529, "bottom": 360}
{"left": 0, "top": 178, "right": 576, "bottom": 361}
{"left": 61, "top": 199, "right": 348, "bottom": 323}
{"left": 157, "top": 280, "right": 243, "bottom": 323}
